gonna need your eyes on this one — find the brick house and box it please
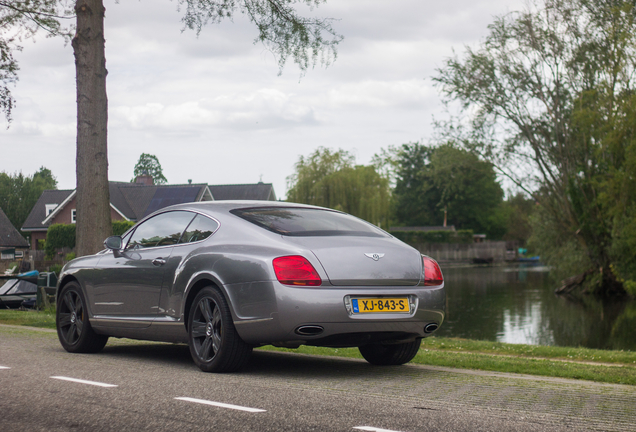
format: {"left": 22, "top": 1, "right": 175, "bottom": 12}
{"left": 0, "top": 206, "right": 29, "bottom": 263}
{"left": 21, "top": 180, "right": 212, "bottom": 250}
{"left": 21, "top": 180, "right": 277, "bottom": 250}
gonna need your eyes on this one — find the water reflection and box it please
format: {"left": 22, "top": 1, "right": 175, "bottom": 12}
{"left": 437, "top": 264, "right": 636, "bottom": 350}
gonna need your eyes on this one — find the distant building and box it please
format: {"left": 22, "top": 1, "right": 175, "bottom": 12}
{"left": 21, "top": 178, "right": 212, "bottom": 250}
{"left": 0, "top": 207, "right": 29, "bottom": 260}
{"left": 21, "top": 178, "right": 277, "bottom": 250}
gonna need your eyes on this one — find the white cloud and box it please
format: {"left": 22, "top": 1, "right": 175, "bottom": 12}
{"left": 112, "top": 89, "right": 319, "bottom": 133}
{"left": 0, "top": 0, "right": 526, "bottom": 198}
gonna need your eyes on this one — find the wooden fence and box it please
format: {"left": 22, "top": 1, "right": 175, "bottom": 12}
{"left": 412, "top": 241, "right": 516, "bottom": 262}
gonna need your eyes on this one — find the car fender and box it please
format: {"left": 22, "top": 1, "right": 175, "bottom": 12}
{"left": 180, "top": 270, "right": 238, "bottom": 324}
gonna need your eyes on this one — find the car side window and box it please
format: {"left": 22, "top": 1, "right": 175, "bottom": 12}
{"left": 127, "top": 211, "right": 196, "bottom": 250}
{"left": 179, "top": 214, "right": 219, "bottom": 244}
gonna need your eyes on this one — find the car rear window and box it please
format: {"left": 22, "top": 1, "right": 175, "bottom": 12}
{"left": 231, "top": 207, "right": 389, "bottom": 237}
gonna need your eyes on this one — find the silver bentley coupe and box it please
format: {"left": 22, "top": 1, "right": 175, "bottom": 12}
{"left": 55, "top": 201, "right": 445, "bottom": 372}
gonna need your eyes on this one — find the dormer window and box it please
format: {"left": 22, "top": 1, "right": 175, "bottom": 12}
{"left": 71, "top": 209, "right": 77, "bottom": 224}
{"left": 45, "top": 204, "right": 58, "bottom": 217}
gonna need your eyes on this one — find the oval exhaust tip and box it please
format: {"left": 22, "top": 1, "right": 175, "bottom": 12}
{"left": 295, "top": 325, "right": 324, "bottom": 336}
{"left": 424, "top": 323, "right": 439, "bottom": 333}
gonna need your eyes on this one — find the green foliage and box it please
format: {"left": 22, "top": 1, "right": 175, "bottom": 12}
{"left": 112, "top": 220, "right": 136, "bottom": 236}
{"left": 390, "top": 229, "right": 474, "bottom": 244}
{"left": 0, "top": 167, "right": 57, "bottom": 230}
{"left": 45, "top": 221, "right": 135, "bottom": 254}
{"left": 0, "top": 1, "right": 73, "bottom": 124}
{"left": 528, "top": 203, "right": 592, "bottom": 282}
{"left": 49, "top": 263, "right": 62, "bottom": 276}
{"left": 133, "top": 153, "right": 168, "bottom": 185}
{"left": 180, "top": 0, "right": 342, "bottom": 75}
{"left": 286, "top": 147, "right": 391, "bottom": 227}
{"left": 501, "top": 193, "right": 536, "bottom": 245}
{"left": 390, "top": 142, "right": 505, "bottom": 238}
{"left": 64, "top": 252, "right": 75, "bottom": 261}
{"left": 434, "top": 0, "right": 636, "bottom": 294}
{"left": 45, "top": 223, "right": 76, "bottom": 258}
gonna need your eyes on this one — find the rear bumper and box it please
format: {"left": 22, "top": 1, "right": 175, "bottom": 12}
{"left": 225, "top": 281, "right": 446, "bottom": 346}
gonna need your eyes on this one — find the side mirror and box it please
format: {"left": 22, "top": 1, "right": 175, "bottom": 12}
{"left": 104, "top": 236, "right": 123, "bottom": 251}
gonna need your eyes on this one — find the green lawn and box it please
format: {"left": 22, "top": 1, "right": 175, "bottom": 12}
{"left": 0, "top": 308, "right": 56, "bottom": 329}
{"left": 2, "top": 308, "right": 634, "bottom": 385}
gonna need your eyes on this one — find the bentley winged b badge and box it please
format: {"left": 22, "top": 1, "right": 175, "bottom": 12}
{"left": 364, "top": 253, "right": 385, "bottom": 261}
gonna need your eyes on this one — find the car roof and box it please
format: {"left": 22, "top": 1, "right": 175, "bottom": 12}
{"left": 141, "top": 200, "right": 333, "bottom": 222}
{"left": 157, "top": 200, "right": 325, "bottom": 213}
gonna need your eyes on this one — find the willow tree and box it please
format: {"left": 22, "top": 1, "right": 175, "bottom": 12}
{"left": 434, "top": 0, "right": 636, "bottom": 296}
{"left": 287, "top": 148, "right": 391, "bottom": 228}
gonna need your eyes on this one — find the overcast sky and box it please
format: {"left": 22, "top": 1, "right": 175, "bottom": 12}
{"left": 1, "top": 0, "right": 524, "bottom": 199}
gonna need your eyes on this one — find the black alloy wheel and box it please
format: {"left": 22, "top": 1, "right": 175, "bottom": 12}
{"left": 56, "top": 282, "right": 108, "bottom": 353}
{"left": 358, "top": 339, "right": 422, "bottom": 366}
{"left": 188, "top": 287, "right": 252, "bottom": 373}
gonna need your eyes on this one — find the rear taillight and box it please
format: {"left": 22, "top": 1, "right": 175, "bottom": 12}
{"left": 273, "top": 256, "right": 322, "bottom": 286}
{"left": 423, "top": 256, "right": 443, "bottom": 286}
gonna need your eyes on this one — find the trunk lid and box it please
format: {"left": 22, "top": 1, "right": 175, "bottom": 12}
{"left": 283, "top": 236, "right": 422, "bottom": 286}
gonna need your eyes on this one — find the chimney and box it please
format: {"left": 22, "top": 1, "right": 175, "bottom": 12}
{"left": 135, "top": 172, "right": 154, "bottom": 186}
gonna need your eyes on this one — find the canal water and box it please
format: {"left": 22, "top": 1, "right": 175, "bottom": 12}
{"left": 436, "top": 264, "right": 636, "bottom": 351}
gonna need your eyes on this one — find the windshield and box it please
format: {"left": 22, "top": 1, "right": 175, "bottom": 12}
{"left": 231, "top": 207, "right": 389, "bottom": 238}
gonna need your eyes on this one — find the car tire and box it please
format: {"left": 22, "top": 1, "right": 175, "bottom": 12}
{"left": 56, "top": 282, "right": 109, "bottom": 353}
{"left": 358, "top": 339, "right": 421, "bottom": 365}
{"left": 188, "top": 286, "right": 252, "bottom": 373}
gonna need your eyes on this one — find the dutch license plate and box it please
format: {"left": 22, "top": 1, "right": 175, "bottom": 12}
{"left": 351, "top": 297, "right": 409, "bottom": 314}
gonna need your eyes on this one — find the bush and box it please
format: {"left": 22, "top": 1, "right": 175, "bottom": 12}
{"left": 65, "top": 252, "right": 76, "bottom": 262}
{"left": 44, "top": 220, "right": 137, "bottom": 255}
{"left": 46, "top": 224, "right": 76, "bottom": 249}
{"left": 112, "top": 220, "right": 136, "bottom": 236}
{"left": 49, "top": 264, "right": 63, "bottom": 276}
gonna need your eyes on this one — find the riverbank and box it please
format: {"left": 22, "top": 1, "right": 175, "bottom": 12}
{"left": 2, "top": 309, "right": 634, "bottom": 385}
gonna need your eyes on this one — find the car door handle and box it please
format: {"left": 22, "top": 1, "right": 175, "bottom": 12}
{"left": 152, "top": 258, "right": 166, "bottom": 266}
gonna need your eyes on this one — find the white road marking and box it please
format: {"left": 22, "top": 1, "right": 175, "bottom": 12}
{"left": 353, "top": 427, "right": 404, "bottom": 432}
{"left": 0, "top": 366, "right": 10, "bottom": 370}
{"left": 50, "top": 376, "right": 118, "bottom": 388}
{"left": 175, "top": 397, "right": 266, "bottom": 413}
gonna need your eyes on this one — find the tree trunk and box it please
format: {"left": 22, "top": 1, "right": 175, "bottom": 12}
{"left": 72, "top": 0, "right": 111, "bottom": 257}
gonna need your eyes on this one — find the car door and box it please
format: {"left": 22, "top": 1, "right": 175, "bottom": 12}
{"left": 89, "top": 211, "right": 195, "bottom": 326}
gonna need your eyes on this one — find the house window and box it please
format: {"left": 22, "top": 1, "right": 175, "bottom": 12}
{"left": 1, "top": 249, "right": 15, "bottom": 260}
{"left": 45, "top": 204, "right": 58, "bottom": 217}
{"left": 71, "top": 209, "right": 77, "bottom": 223}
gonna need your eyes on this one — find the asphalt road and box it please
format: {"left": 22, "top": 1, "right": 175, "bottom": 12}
{"left": 1, "top": 325, "right": 635, "bottom": 432}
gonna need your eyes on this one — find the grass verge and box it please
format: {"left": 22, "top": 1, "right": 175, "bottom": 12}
{"left": 0, "top": 307, "right": 56, "bottom": 329}
{"left": 2, "top": 308, "right": 634, "bottom": 385}
{"left": 259, "top": 344, "right": 636, "bottom": 385}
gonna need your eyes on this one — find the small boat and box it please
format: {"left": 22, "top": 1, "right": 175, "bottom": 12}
{"left": 0, "top": 270, "right": 40, "bottom": 309}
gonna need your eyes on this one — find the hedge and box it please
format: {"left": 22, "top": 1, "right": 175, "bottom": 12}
{"left": 45, "top": 224, "right": 76, "bottom": 257}
{"left": 113, "top": 220, "right": 136, "bottom": 236}
{"left": 46, "top": 220, "right": 137, "bottom": 253}
{"left": 390, "top": 229, "right": 474, "bottom": 244}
